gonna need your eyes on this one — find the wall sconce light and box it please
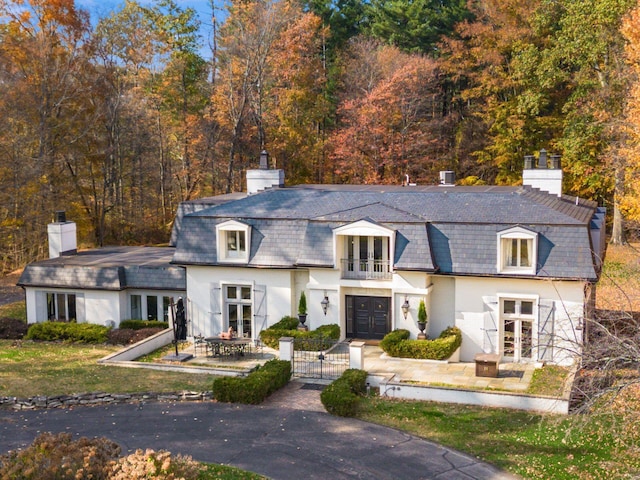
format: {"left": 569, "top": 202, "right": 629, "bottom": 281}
{"left": 321, "top": 293, "right": 330, "bottom": 315}
{"left": 576, "top": 317, "right": 583, "bottom": 331}
{"left": 401, "top": 296, "right": 410, "bottom": 319}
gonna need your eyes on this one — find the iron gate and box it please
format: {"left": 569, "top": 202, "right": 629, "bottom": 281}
{"left": 292, "top": 338, "right": 350, "bottom": 379}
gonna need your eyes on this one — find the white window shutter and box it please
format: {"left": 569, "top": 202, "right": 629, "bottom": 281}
{"left": 209, "top": 283, "right": 221, "bottom": 337}
{"left": 254, "top": 284, "right": 268, "bottom": 335}
{"left": 538, "top": 300, "right": 555, "bottom": 362}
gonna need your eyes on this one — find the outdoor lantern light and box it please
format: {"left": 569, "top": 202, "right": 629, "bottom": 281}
{"left": 321, "top": 293, "right": 330, "bottom": 315}
{"left": 401, "top": 296, "right": 410, "bottom": 319}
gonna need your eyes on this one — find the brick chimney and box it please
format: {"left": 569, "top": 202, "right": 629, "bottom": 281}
{"left": 522, "top": 150, "right": 563, "bottom": 196}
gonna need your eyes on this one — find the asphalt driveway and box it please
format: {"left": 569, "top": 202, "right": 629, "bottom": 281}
{"left": 0, "top": 401, "right": 517, "bottom": 480}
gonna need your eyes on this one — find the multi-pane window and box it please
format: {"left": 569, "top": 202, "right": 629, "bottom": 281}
{"left": 217, "top": 221, "right": 251, "bottom": 262}
{"left": 130, "top": 294, "right": 174, "bottom": 321}
{"left": 46, "top": 293, "right": 76, "bottom": 321}
{"left": 501, "top": 298, "right": 535, "bottom": 362}
{"left": 497, "top": 227, "right": 537, "bottom": 274}
{"left": 344, "top": 235, "right": 391, "bottom": 279}
{"left": 225, "top": 285, "right": 252, "bottom": 337}
{"left": 503, "top": 237, "right": 532, "bottom": 268}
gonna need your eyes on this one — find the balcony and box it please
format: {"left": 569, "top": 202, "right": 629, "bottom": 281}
{"left": 341, "top": 259, "right": 392, "bottom": 280}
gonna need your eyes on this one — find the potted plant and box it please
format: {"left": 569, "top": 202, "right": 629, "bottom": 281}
{"left": 298, "top": 291, "right": 308, "bottom": 330}
{"left": 417, "top": 299, "right": 427, "bottom": 339}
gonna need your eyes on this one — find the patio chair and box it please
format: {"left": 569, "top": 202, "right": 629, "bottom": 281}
{"left": 193, "top": 335, "right": 209, "bottom": 357}
{"left": 253, "top": 338, "right": 264, "bottom": 358}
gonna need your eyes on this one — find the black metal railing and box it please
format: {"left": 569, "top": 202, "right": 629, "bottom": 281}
{"left": 292, "top": 339, "right": 350, "bottom": 380}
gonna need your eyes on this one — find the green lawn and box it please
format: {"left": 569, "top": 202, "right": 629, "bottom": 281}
{"left": 0, "top": 340, "right": 214, "bottom": 398}
{"left": 356, "top": 397, "right": 640, "bottom": 479}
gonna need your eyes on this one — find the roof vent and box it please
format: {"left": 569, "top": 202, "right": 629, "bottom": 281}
{"left": 439, "top": 171, "right": 455, "bottom": 186}
{"left": 54, "top": 211, "right": 66, "bottom": 223}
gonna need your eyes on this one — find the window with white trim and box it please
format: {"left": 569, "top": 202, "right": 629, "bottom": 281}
{"left": 216, "top": 220, "right": 251, "bottom": 262}
{"left": 500, "top": 297, "right": 537, "bottom": 362}
{"left": 497, "top": 227, "right": 537, "bottom": 274}
{"left": 225, "top": 285, "right": 252, "bottom": 338}
{"left": 47, "top": 292, "right": 76, "bottom": 321}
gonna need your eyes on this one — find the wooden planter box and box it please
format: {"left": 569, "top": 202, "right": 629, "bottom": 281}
{"left": 474, "top": 353, "right": 501, "bottom": 378}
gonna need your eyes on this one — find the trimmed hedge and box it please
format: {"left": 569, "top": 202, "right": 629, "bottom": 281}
{"left": 25, "top": 321, "right": 111, "bottom": 343}
{"left": 259, "top": 317, "right": 340, "bottom": 350}
{"left": 380, "top": 326, "right": 462, "bottom": 360}
{"left": 118, "top": 319, "right": 169, "bottom": 330}
{"left": 212, "top": 359, "right": 291, "bottom": 404}
{"left": 320, "top": 369, "right": 368, "bottom": 417}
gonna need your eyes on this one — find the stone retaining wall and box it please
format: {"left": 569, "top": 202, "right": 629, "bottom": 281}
{"left": 0, "top": 391, "right": 213, "bottom": 411}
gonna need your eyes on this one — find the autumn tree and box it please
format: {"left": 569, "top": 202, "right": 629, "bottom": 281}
{"left": 0, "top": 0, "right": 94, "bottom": 264}
{"left": 330, "top": 38, "right": 446, "bottom": 184}
{"left": 617, "top": 1, "right": 640, "bottom": 239}
{"left": 213, "top": 0, "right": 327, "bottom": 191}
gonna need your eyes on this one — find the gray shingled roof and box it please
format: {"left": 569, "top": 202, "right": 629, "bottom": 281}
{"left": 18, "top": 247, "right": 185, "bottom": 291}
{"left": 169, "top": 193, "right": 247, "bottom": 246}
{"left": 170, "top": 184, "right": 600, "bottom": 280}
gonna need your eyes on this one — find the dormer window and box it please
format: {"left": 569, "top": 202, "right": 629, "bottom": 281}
{"left": 217, "top": 220, "right": 251, "bottom": 263}
{"left": 497, "top": 227, "right": 537, "bottom": 275}
{"left": 226, "top": 230, "right": 245, "bottom": 258}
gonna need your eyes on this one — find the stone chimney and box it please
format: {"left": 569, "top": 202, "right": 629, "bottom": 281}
{"left": 48, "top": 211, "right": 77, "bottom": 258}
{"left": 522, "top": 150, "right": 563, "bottom": 196}
{"left": 246, "top": 150, "right": 285, "bottom": 194}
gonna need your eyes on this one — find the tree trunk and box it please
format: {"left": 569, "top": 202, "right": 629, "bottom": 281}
{"left": 610, "top": 166, "right": 626, "bottom": 245}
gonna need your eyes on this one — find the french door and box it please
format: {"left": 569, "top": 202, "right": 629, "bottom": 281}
{"left": 347, "top": 236, "right": 389, "bottom": 279}
{"left": 501, "top": 299, "right": 535, "bottom": 362}
{"left": 225, "top": 285, "right": 252, "bottom": 338}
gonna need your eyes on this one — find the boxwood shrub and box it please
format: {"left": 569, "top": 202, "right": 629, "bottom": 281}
{"left": 212, "top": 359, "right": 291, "bottom": 404}
{"left": 25, "top": 321, "right": 111, "bottom": 343}
{"left": 320, "top": 369, "right": 368, "bottom": 417}
{"left": 118, "top": 319, "right": 169, "bottom": 330}
{"left": 259, "top": 317, "right": 340, "bottom": 350}
{"left": 380, "top": 326, "right": 462, "bottom": 360}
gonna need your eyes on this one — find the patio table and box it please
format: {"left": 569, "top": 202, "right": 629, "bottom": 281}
{"left": 205, "top": 337, "right": 252, "bottom": 359}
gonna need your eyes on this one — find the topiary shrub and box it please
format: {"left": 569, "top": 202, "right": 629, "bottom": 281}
{"left": 118, "top": 320, "right": 169, "bottom": 330}
{"left": 25, "top": 321, "right": 111, "bottom": 343}
{"left": 212, "top": 359, "right": 291, "bottom": 404}
{"left": 259, "top": 317, "right": 340, "bottom": 350}
{"left": 0, "top": 431, "right": 120, "bottom": 480}
{"left": 321, "top": 369, "right": 368, "bottom": 417}
{"left": 0, "top": 317, "right": 28, "bottom": 339}
{"left": 380, "top": 327, "right": 462, "bottom": 360}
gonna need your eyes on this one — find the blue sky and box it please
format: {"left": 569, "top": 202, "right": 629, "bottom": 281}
{"left": 76, "top": 0, "right": 219, "bottom": 53}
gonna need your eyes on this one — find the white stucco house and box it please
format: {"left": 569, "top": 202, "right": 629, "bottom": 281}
{"left": 19, "top": 150, "right": 606, "bottom": 366}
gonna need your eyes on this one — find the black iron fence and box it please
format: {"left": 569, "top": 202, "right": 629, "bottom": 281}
{"left": 292, "top": 338, "right": 350, "bottom": 380}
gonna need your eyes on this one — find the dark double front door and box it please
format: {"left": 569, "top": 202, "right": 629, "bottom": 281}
{"left": 346, "top": 295, "right": 390, "bottom": 340}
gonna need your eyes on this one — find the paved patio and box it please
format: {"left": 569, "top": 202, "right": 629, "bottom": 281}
{"left": 180, "top": 342, "right": 535, "bottom": 393}
{"left": 362, "top": 345, "right": 535, "bottom": 392}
